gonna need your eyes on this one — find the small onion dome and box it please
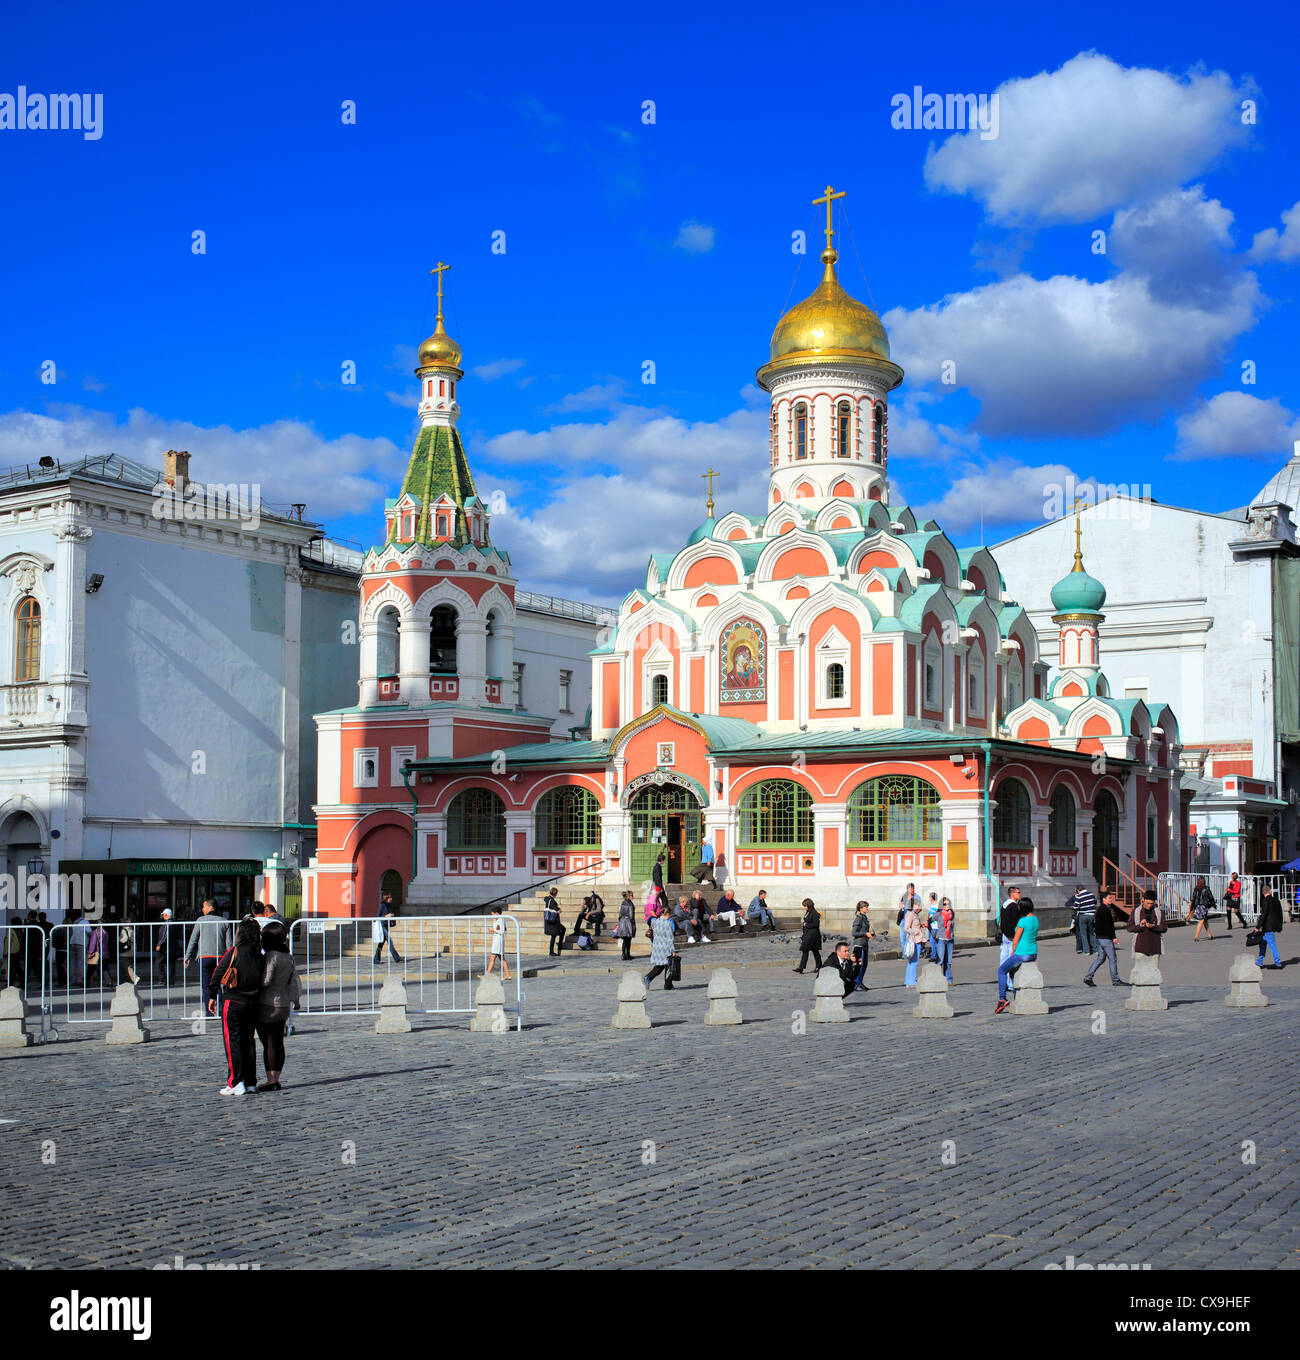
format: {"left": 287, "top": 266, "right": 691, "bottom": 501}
{"left": 1050, "top": 560, "right": 1107, "bottom": 614}
{"left": 417, "top": 315, "right": 462, "bottom": 371}
{"left": 686, "top": 516, "right": 716, "bottom": 546}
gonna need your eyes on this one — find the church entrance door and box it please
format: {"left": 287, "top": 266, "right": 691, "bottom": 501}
{"left": 629, "top": 785, "right": 702, "bottom": 885}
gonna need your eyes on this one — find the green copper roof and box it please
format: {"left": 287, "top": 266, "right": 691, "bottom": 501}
{"left": 1050, "top": 564, "right": 1107, "bottom": 614}
{"left": 686, "top": 516, "right": 717, "bottom": 546}
{"left": 388, "top": 424, "right": 483, "bottom": 548}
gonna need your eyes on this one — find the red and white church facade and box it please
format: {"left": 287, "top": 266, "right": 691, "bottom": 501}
{"left": 305, "top": 196, "right": 1190, "bottom": 922}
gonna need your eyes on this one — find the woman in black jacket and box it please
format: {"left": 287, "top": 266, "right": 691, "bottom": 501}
{"left": 1255, "top": 892, "right": 1284, "bottom": 969}
{"left": 793, "top": 898, "right": 822, "bottom": 973}
{"left": 255, "top": 921, "right": 300, "bottom": 1092}
{"left": 213, "top": 917, "right": 264, "bottom": 1096}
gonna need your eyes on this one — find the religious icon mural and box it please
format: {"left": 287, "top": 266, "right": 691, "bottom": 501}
{"left": 720, "top": 618, "right": 766, "bottom": 702}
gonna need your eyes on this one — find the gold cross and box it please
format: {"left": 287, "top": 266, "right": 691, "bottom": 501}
{"left": 812, "top": 184, "right": 846, "bottom": 251}
{"left": 430, "top": 261, "right": 450, "bottom": 319}
{"left": 702, "top": 468, "right": 719, "bottom": 517}
{"left": 1071, "top": 495, "right": 1086, "bottom": 570}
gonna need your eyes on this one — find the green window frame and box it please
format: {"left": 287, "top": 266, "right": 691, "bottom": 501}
{"left": 535, "top": 786, "right": 601, "bottom": 850}
{"left": 447, "top": 789, "right": 506, "bottom": 850}
{"left": 848, "top": 775, "right": 941, "bottom": 846}
{"left": 1048, "top": 785, "right": 1076, "bottom": 849}
{"left": 738, "top": 779, "right": 814, "bottom": 848}
{"left": 993, "top": 777, "right": 1031, "bottom": 847}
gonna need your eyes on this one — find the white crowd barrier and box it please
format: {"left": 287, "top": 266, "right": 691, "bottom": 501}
{"left": 1, "top": 922, "right": 51, "bottom": 1040}
{"left": 1158, "top": 872, "right": 1293, "bottom": 926}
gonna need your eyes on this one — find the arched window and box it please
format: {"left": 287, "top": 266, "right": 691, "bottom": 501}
{"left": 485, "top": 609, "right": 506, "bottom": 678}
{"left": 872, "top": 403, "right": 886, "bottom": 463}
{"left": 376, "top": 605, "right": 400, "bottom": 679}
{"left": 1049, "top": 785, "right": 1076, "bottom": 848}
{"left": 794, "top": 403, "right": 808, "bottom": 460}
{"left": 429, "top": 605, "right": 458, "bottom": 674}
{"left": 651, "top": 673, "right": 669, "bottom": 706}
{"left": 738, "top": 779, "right": 814, "bottom": 847}
{"left": 826, "top": 662, "right": 845, "bottom": 699}
{"left": 837, "top": 401, "right": 851, "bottom": 457}
{"left": 848, "top": 776, "right": 941, "bottom": 846}
{"left": 770, "top": 409, "right": 778, "bottom": 467}
{"left": 535, "top": 786, "right": 601, "bottom": 850}
{"left": 993, "top": 777, "right": 1031, "bottom": 846}
{"left": 14, "top": 597, "right": 40, "bottom": 682}
{"left": 446, "top": 789, "right": 506, "bottom": 850}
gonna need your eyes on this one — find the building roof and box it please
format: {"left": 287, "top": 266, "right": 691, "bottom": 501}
{"left": 1251, "top": 450, "right": 1300, "bottom": 513}
{"left": 389, "top": 425, "right": 480, "bottom": 547}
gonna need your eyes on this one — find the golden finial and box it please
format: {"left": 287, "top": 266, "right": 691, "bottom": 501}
{"left": 430, "top": 261, "right": 450, "bottom": 320}
{"left": 812, "top": 184, "right": 846, "bottom": 257}
{"left": 1071, "top": 495, "right": 1086, "bottom": 572}
{"left": 702, "top": 468, "right": 719, "bottom": 518}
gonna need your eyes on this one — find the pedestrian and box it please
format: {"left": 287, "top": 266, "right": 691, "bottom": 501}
{"left": 2, "top": 911, "right": 19, "bottom": 988}
{"left": 1222, "top": 872, "right": 1246, "bottom": 931}
{"left": 1127, "top": 889, "right": 1167, "bottom": 960}
{"left": 652, "top": 853, "right": 666, "bottom": 893}
{"left": 85, "top": 918, "right": 107, "bottom": 990}
{"left": 998, "top": 886, "right": 1022, "bottom": 972}
{"left": 484, "top": 905, "right": 511, "bottom": 979}
{"left": 902, "top": 895, "right": 927, "bottom": 987}
{"left": 1067, "top": 883, "right": 1097, "bottom": 954}
{"left": 793, "top": 899, "right": 822, "bottom": 973}
{"left": 212, "top": 917, "right": 264, "bottom": 1096}
{"left": 643, "top": 904, "right": 678, "bottom": 991}
{"left": 153, "top": 908, "right": 183, "bottom": 986}
{"left": 585, "top": 892, "right": 606, "bottom": 939}
{"left": 184, "top": 899, "right": 232, "bottom": 1015}
{"left": 372, "top": 893, "right": 404, "bottom": 965}
{"left": 254, "top": 920, "right": 300, "bottom": 1092}
{"left": 46, "top": 911, "right": 68, "bottom": 988}
{"left": 256, "top": 901, "right": 288, "bottom": 931}
{"left": 995, "top": 897, "right": 1039, "bottom": 1014}
{"left": 821, "top": 941, "right": 856, "bottom": 998}
{"left": 643, "top": 885, "right": 662, "bottom": 927}
{"left": 1253, "top": 889, "right": 1284, "bottom": 969}
{"left": 897, "top": 881, "right": 920, "bottom": 929}
{"left": 934, "top": 896, "right": 956, "bottom": 983}
{"left": 713, "top": 853, "right": 728, "bottom": 891}
{"left": 68, "top": 909, "right": 90, "bottom": 987}
{"left": 613, "top": 892, "right": 637, "bottom": 961}
{"left": 1186, "top": 876, "right": 1215, "bottom": 942}
{"left": 1083, "top": 890, "right": 1125, "bottom": 987}
{"left": 850, "top": 900, "right": 875, "bottom": 990}
{"left": 924, "top": 892, "right": 941, "bottom": 961}
{"left": 748, "top": 888, "right": 776, "bottom": 932}
{"left": 692, "top": 839, "right": 717, "bottom": 888}
{"left": 543, "top": 888, "right": 566, "bottom": 957}
{"left": 716, "top": 889, "right": 745, "bottom": 933}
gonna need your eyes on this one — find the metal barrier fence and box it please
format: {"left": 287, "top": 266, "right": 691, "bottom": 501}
{"left": 11, "top": 915, "right": 524, "bottom": 1036}
{"left": 1, "top": 923, "right": 50, "bottom": 1040}
{"left": 291, "top": 915, "right": 523, "bottom": 1030}
{"left": 1157, "top": 872, "right": 1295, "bottom": 925}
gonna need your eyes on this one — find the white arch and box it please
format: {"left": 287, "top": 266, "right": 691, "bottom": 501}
{"left": 361, "top": 580, "right": 416, "bottom": 625}
{"left": 410, "top": 578, "right": 479, "bottom": 620}
{"left": 754, "top": 528, "right": 837, "bottom": 584}
{"left": 664, "top": 539, "right": 747, "bottom": 593}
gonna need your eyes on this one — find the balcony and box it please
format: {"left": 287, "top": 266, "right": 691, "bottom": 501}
{"left": 2, "top": 684, "right": 41, "bottom": 717}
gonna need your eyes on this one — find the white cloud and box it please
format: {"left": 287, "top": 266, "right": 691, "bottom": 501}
{"left": 543, "top": 381, "right": 629, "bottom": 416}
{"left": 884, "top": 266, "right": 1260, "bottom": 438}
{"left": 924, "top": 52, "right": 1251, "bottom": 225}
{"left": 904, "top": 459, "right": 1081, "bottom": 534}
{"left": 1109, "top": 186, "right": 1237, "bottom": 306}
{"left": 471, "top": 357, "right": 526, "bottom": 381}
{"left": 674, "top": 221, "right": 716, "bottom": 254}
{"left": 0, "top": 406, "right": 405, "bottom": 520}
{"left": 1249, "top": 200, "right": 1300, "bottom": 263}
{"left": 385, "top": 390, "right": 419, "bottom": 409}
{"left": 1174, "top": 392, "right": 1300, "bottom": 460}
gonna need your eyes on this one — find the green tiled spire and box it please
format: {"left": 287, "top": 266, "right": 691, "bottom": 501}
{"left": 389, "top": 424, "right": 485, "bottom": 547}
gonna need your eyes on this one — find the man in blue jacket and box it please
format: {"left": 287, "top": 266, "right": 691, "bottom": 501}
{"left": 748, "top": 889, "right": 775, "bottom": 932}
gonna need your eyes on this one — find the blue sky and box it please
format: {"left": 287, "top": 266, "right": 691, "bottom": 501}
{"left": 2, "top": 0, "right": 1298, "bottom": 602}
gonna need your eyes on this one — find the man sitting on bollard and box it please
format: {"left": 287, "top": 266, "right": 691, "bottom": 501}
{"left": 995, "top": 898, "right": 1038, "bottom": 1014}
{"left": 820, "top": 942, "right": 857, "bottom": 999}
{"left": 998, "top": 886, "right": 1022, "bottom": 973}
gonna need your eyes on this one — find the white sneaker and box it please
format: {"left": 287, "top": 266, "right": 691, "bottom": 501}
{"left": 219, "top": 1082, "right": 246, "bottom": 1096}
{"left": 687, "top": 937, "right": 697, "bottom": 944}
{"left": 702, "top": 935, "right": 712, "bottom": 943}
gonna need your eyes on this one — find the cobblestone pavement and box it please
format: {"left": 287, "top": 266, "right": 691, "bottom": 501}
{"left": 2, "top": 929, "right": 1297, "bottom": 1269}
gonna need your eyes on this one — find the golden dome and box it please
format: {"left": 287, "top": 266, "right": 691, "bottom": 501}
{"left": 761, "top": 249, "right": 898, "bottom": 386}
{"left": 417, "top": 315, "right": 462, "bottom": 371}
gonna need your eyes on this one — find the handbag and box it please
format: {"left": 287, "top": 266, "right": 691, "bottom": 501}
{"left": 218, "top": 946, "right": 239, "bottom": 989}
{"left": 667, "top": 954, "right": 682, "bottom": 982}
{"left": 371, "top": 919, "right": 385, "bottom": 943}
{"left": 903, "top": 936, "right": 916, "bottom": 961}
{"left": 1245, "top": 929, "right": 1262, "bottom": 948}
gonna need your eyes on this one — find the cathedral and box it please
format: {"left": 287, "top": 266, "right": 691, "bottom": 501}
{"left": 305, "top": 190, "right": 1188, "bottom": 928}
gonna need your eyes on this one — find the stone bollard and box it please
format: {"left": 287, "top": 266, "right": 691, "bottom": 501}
{"left": 469, "top": 974, "right": 509, "bottom": 1032}
{"left": 913, "top": 963, "right": 954, "bottom": 1019}
{"left": 1009, "top": 960, "right": 1048, "bottom": 1015}
{"left": 810, "top": 967, "right": 850, "bottom": 1023}
{"left": 611, "top": 970, "right": 651, "bottom": 1030}
{"left": 375, "top": 976, "right": 412, "bottom": 1033}
{"left": 1225, "top": 953, "right": 1269, "bottom": 1009}
{"left": 704, "top": 968, "right": 742, "bottom": 1026}
{"left": 105, "top": 981, "right": 150, "bottom": 1045}
{"left": 1125, "top": 953, "right": 1168, "bottom": 1011}
{"left": 0, "top": 986, "right": 32, "bottom": 1048}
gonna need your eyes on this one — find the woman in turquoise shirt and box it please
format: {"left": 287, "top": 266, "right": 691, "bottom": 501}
{"left": 995, "top": 899, "right": 1039, "bottom": 1013}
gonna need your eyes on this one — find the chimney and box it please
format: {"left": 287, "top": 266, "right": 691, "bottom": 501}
{"left": 163, "top": 449, "right": 190, "bottom": 487}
